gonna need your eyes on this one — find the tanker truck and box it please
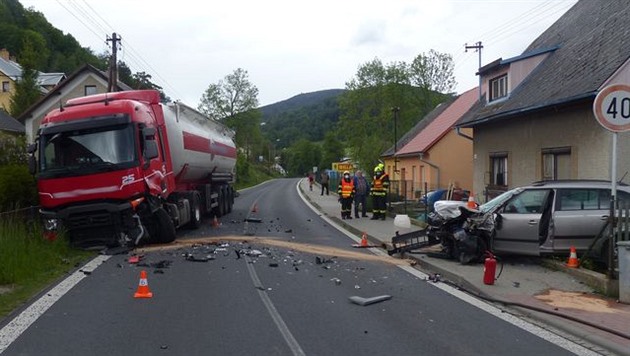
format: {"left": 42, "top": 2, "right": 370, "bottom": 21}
{"left": 27, "top": 90, "right": 237, "bottom": 248}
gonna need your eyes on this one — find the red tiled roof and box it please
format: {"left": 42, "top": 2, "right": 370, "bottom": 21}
{"left": 396, "top": 87, "right": 478, "bottom": 155}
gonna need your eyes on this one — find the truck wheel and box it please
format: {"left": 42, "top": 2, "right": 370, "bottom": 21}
{"left": 155, "top": 208, "right": 176, "bottom": 243}
{"left": 188, "top": 192, "right": 202, "bottom": 229}
{"left": 227, "top": 187, "right": 233, "bottom": 213}
{"left": 222, "top": 186, "right": 229, "bottom": 215}
{"left": 214, "top": 188, "right": 224, "bottom": 217}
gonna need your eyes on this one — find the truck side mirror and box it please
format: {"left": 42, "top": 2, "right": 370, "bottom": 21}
{"left": 27, "top": 143, "right": 37, "bottom": 175}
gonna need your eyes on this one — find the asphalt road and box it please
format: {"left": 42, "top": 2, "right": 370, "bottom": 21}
{"left": 0, "top": 179, "right": 597, "bottom": 355}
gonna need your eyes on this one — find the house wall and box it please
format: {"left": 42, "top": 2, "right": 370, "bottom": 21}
{"left": 472, "top": 104, "right": 630, "bottom": 202}
{"left": 508, "top": 53, "right": 549, "bottom": 92}
{"left": 24, "top": 73, "right": 109, "bottom": 143}
{"left": 481, "top": 52, "right": 550, "bottom": 102}
{"left": 393, "top": 128, "right": 473, "bottom": 199}
{"left": 0, "top": 72, "right": 13, "bottom": 111}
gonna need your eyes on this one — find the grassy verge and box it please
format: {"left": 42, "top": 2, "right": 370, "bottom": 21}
{"left": 0, "top": 217, "right": 94, "bottom": 319}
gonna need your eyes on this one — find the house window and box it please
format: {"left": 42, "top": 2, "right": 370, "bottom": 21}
{"left": 84, "top": 85, "right": 97, "bottom": 96}
{"left": 489, "top": 74, "right": 508, "bottom": 102}
{"left": 2, "top": 81, "right": 9, "bottom": 92}
{"left": 490, "top": 152, "right": 508, "bottom": 186}
{"left": 542, "top": 147, "right": 571, "bottom": 181}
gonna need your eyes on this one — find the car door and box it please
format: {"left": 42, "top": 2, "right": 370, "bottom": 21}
{"left": 492, "top": 189, "right": 552, "bottom": 256}
{"left": 551, "top": 188, "right": 610, "bottom": 253}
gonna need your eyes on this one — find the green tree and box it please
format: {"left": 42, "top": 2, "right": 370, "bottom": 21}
{"left": 198, "top": 68, "right": 262, "bottom": 160}
{"left": 319, "top": 131, "right": 344, "bottom": 171}
{"left": 409, "top": 49, "right": 457, "bottom": 94}
{"left": 338, "top": 52, "right": 454, "bottom": 171}
{"left": 284, "top": 139, "right": 322, "bottom": 177}
{"left": 9, "top": 37, "right": 41, "bottom": 117}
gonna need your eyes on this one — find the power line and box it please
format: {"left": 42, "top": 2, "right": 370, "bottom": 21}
{"left": 53, "top": 0, "right": 184, "bottom": 101}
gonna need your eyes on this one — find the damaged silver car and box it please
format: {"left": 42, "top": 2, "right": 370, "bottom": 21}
{"left": 480, "top": 180, "right": 629, "bottom": 262}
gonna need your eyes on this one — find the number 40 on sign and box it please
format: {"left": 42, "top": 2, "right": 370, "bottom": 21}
{"left": 593, "top": 84, "right": 630, "bottom": 133}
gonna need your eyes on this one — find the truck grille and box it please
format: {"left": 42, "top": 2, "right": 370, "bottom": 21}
{"left": 66, "top": 211, "right": 112, "bottom": 229}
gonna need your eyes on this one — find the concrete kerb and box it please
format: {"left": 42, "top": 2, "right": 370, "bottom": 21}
{"left": 302, "top": 182, "right": 385, "bottom": 247}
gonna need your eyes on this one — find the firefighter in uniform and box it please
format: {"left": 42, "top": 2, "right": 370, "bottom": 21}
{"left": 370, "top": 164, "right": 390, "bottom": 220}
{"left": 337, "top": 171, "right": 355, "bottom": 220}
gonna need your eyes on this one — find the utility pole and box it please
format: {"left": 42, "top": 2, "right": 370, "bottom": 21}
{"left": 106, "top": 32, "right": 122, "bottom": 92}
{"left": 392, "top": 106, "right": 400, "bottom": 177}
{"left": 465, "top": 41, "right": 483, "bottom": 101}
{"left": 392, "top": 106, "right": 400, "bottom": 207}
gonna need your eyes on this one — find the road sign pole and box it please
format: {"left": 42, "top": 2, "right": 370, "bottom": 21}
{"left": 609, "top": 132, "right": 617, "bottom": 278}
{"left": 592, "top": 84, "right": 630, "bottom": 279}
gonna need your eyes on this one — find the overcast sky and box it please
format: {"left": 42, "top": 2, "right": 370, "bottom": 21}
{"left": 19, "top": 0, "right": 578, "bottom": 107}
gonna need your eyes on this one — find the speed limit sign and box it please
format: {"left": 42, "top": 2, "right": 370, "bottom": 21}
{"left": 593, "top": 84, "right": 630, "bottom": 132}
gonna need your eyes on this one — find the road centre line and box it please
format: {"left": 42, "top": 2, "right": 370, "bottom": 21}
{"left": 244, "top": 256, "right": 306, "bottom": 356}
{"left": 0, "top": 255, "right": 110, "bottom": 354}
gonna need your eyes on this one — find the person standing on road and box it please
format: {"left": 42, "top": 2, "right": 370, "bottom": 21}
{"left": 320, "top": 171, "right": 330, "bottom": 195}
{"left": 308, "top": 172, "right": 314, "bottom": 191}
{"left": 370, "top": 164, "right": 389, "bottom": 220}
{"left": 353, "top": 170, "right": 369, "bottom": 218}
{"left": 337, "top": 171, "right": 355, "bottom": 219}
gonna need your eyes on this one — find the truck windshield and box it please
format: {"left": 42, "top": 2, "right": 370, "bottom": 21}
{"left": 39, "top": 123, "right": 137, "bottom": 178}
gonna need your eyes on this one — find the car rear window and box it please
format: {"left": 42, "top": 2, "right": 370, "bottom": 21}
{"left": 558, "top": 189, "right": 607, "bottom": 210}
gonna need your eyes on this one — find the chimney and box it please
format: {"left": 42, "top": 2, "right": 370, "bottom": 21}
{"left": 0, "top": 48, "right": 10, "bottom": 61}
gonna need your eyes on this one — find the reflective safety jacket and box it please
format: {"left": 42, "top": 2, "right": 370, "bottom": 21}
{"left": 338, "top": 179, "right": 355, "bottom": 198}
{"left": 370, "top": 173, "right": 390, "bottom": 196}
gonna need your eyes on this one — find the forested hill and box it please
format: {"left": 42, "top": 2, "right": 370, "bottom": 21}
{"left": 259, "top": 89, "right": 346, "bottom": 148}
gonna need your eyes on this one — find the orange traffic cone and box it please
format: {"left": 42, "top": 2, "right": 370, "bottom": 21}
{"left": 467, "top": 194, "right": 477, "bottom": 209}
{"left": 134, "top": 270, "right": 153, "bottom": 298}
{"left": 360, "top": 232, "right": 368, "bottom": 247}
{"left": 212, "top": 216, "right": 220, "bottom": 228}
{"left": 566, "top": 246, "right": 579, "bottom": 268}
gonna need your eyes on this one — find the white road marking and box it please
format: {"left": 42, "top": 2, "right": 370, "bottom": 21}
{"left": 0, "top": 255, "right": 110, "bottom": 354}
{"left": 244, "top": 256, "right": 306, "bottom": 356}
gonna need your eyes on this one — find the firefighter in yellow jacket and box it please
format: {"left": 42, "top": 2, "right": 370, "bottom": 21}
{"left": 337, "top": 171, "right": 355, "bottom": 219}
{"left": 370, "top": 164, "right": 390, "bottom": 220}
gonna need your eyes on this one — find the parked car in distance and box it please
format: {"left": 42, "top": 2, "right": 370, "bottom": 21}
{"left": 420, "top": 189, "right": 470, "bottom": 211}
{"left": 478, "top": 180, "right": 629, "bottom": 262}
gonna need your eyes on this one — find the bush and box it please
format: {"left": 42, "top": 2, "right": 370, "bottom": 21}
{"left": 0, "top": 164, "right": 38, "bottom": 211}
{"left": 0, "top": 217, "right": 93, "bottom": 318}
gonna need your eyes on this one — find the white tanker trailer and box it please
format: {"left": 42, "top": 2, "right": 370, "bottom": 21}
{"left": 29, "top": 90, "right": 237, "bottom": 248}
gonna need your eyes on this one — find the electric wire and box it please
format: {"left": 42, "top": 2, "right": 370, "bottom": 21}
{"left": 451, "top": 0, "right": 577, "bottom": 91}
{"left": 452, "top": 0, "right": 572, "bottom": 65}
{"left": 53, "top": 0, "right": 106, "bottom": 48}
{"left": 51, "top": 0, "right": 184, "bottom": 101}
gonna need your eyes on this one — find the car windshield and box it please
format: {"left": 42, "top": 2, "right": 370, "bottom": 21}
{"left": 39, "top": 123, "right": 137, "bottom": 178}
{"left": 478, "top": 187, "right": 523, "bottom": 214}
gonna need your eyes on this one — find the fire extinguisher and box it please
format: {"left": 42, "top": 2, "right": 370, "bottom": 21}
{"left": 483, "top": 251, "right": 502, "bottom": 285}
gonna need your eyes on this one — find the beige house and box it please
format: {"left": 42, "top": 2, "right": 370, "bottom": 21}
{"left": 456, "top": 0, "right": 630, "bottom": 203}
{"left": 0, "top": 48, "right": 65, "bottom": 113}
{"left": 382, "top": 87, "right": 478, "bottom": 200}
{"left": 19, "top": 64, "right": 131, "bottom": 143}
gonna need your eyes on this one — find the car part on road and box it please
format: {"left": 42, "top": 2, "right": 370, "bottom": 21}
{"left": 348, "top": 295, "right": 392, "bottom": 306}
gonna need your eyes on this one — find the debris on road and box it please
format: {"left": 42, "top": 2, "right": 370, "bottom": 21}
{"left": 348, "top": 295, "right": 392, "bottom": 306}
{"left": 128, "top": 255, "right": 143, "bottom": 264}
{"left": 184, "top": 253, "right": 214, "bottom": 262}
